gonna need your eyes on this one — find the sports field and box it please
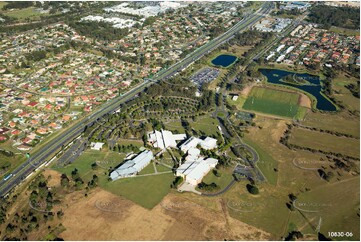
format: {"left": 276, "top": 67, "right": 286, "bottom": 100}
{"left": 242, "top": 87, "right": 305, "bottom": 119}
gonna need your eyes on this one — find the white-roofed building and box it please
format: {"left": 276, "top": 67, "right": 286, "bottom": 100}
{"left": 176, "top": 160, "right": 198, "bottom": 177}
{"left": 176, "top": 156, "right": 218, "bottom": 186}
{"left": 155, "top": 130, "right": 165, "bottom": 149}
{"left": 148, "top": 129, "right": 186, "bottom": 150}
{"left": 180, "top": 136, "right": 218, "bottom": 152}
{"left": 176, "top": 141, "right": 218, "bottom": 186}
{"left": 276, "top": 44, "right": 285, "bottom": 52}
{"left": 186, "top": 158, "right": 218, "bottom": 186}
{"left": 188, "top": 147, "right": 200, "bottom": 157}
{"left": 110, "top": 150, "right": 153, "bottom": 180}
{"left": 90, "top": 142, "right": 104, "bottom": 151}
{"left": 199, "top": 137, "right": 218, "bottom": 150}
{"left": 180, "top": 136, "right": 201, "bottom": 152}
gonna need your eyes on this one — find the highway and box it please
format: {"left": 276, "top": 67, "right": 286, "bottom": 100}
{"left": 0, "top": 2, "right": 273, "bottom": 197}
{"left": 156, "top": 2, "right": 273, "bottom": 79}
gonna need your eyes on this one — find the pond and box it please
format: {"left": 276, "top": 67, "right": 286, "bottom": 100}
{"left": 259, "top": 69, "right": 337, "bottom": 112}
{"left": 211, "top": 54, "right": 237, "bottom": 68}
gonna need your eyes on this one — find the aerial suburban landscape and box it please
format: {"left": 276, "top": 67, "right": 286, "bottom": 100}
{"left": 0, "top": 0, "right": 359, "bottom": 241}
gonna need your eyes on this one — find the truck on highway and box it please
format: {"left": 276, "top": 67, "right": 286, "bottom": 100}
{"left": 3, "top": 173, "right": 13, "bottom": 181}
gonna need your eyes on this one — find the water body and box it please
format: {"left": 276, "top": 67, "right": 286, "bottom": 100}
{"left": 259, "top": 68, "right": 337, "bottom": 111}
{"left": 211, "top": 54, "right": 237, "bottom": 68}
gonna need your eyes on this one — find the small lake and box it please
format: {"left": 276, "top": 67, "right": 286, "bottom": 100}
{"left": 211, "top": 54, "right": 237, "bottom": 68}
{"left": 259, "top": 69, "right": 337, "bottom": 112}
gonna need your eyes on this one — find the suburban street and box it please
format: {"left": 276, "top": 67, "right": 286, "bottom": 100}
{"left": 0, "top": 2, "right": 273, "bottom": 197}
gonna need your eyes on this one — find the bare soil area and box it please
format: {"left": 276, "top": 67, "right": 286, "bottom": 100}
{"left": 59, "top": 188, "right": 271, "bottom": 240}
{"left": 298, "top": 93, "right": 311, "bottom": 108}
{"left": 240, "top": 82, "right": 257, "bottom": 96}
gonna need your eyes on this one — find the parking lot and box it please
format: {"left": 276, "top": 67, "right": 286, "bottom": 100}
{"left": 190, "top": 67, "right": 220, "bottom": 87}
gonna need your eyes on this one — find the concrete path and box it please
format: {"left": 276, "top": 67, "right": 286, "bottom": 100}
{"left": 178, "top": 182, "right": 202, "bottom": 195}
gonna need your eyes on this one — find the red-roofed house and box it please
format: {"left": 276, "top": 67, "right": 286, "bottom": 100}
{"left": 28, "top": 101, "right": 39, "bottom": 107}
{"left": 11, "top": 129, "right": 21, "bottom": 136}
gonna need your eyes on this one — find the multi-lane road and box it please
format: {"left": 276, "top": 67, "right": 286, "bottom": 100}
{"left": 0, "top": 2, "right": 273, "bottom": 197}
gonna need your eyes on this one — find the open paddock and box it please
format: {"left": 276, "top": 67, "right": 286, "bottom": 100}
{"left": 288, "top": 127, "right": 360, "bottom": 158}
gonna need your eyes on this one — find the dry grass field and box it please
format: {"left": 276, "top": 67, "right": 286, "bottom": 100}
{"left": 58, "top": 187, "right": 271, "bottom": 241}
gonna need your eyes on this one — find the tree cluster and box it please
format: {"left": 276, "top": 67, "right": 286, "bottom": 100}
{"left": 197, "top": 182, "right": 218, "bottom": 191}
{"left": 308, "top": 5, "right": 360, "bottom": 29}
{"left": 2, "top": 1, "right": 33, "bottom": 10}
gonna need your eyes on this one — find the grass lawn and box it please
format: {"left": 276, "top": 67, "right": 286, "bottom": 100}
{"left": 0, "top": 2, "right": 7, "bottom": 9}
{"left": 332, "top": 75, "right": 360, "bottom": 112}
{"left": 224, "top": 182, "right": 291, "bottom": 238}
{"left": 138, "top": 162, "right": 155, "bottom": 175}
{"left": 295, "top": 106, "right": 308, "bottom": 120}
{"left": 191, "top": 116, "right": 219, "bottom": 136}
{"left": 289, "top": 128, "right": 360, "bottom": 158}
{"left": 163, "top": 120, "right": 185, "bottom": 133}
{"left": 303, "top": 111, "right": 359, "bottom": 137}
{"left": 243, "top": 86, "right": 303, "bottom": 119}
{"left": 227, "top": 95, "right": 247, "bottom": 109}
{"left": 157, "top": 152, "right": 175, "bottom": 167}
{"left": 196, "top": 166, "right": 234, "bottom": 192}
{"left": 330, "top": 26, "right": 360, "bottom": 36}
{"left": 54, "top": 148, "right": 173, "bottom": 209}
{"left": 98, "top": 172, "right": 174, "bottom": 209}
{"left": 296, "top": 177, "right": 360, "bottom": 240}
{"left": 53, "top": 149, "right": 125, "bottom": 181}
{"left": 117, "top": 139, "right": 143, "bottom": 148}
{"left": 155, "top": 163, "right": 172, "bottom": 172}
{"left": 228, "top": 45, "right": 253, "bottom": 57}
{"left": 0, "top": 140, "right": 27, "bottom": 175}
{"left": 0, "top": 154, "right": 26, "bottom": 177}
{"left": 243, "top": 136, "right": 278, "bottom": 185}
{"left": 2, "top": 7, "right": 48, "bottom": 20}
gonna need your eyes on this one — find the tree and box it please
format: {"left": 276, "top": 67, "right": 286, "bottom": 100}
{"left": 71, "top": 168, "right": 79, "bottom": 180}
{"left": 288, "top": 193, "right": 297, "bottom": 202}
{"left": 92, "top": 174, "right": 98, "bottom": 183}
{"left": 91, "top": 162, "right": 98, "bottom": 170}
{"left": 60, "top": 174, "right": 69, "bottom": 187}
{"left": 285, "top": 231, "right": 303, "bottom": 240}
{"left": 246, "top": 184, "right": 259, "bottom": 195}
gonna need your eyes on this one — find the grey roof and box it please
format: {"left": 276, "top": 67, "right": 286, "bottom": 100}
{"left": 110, "top": 150, "right": 153, "bottom": 180}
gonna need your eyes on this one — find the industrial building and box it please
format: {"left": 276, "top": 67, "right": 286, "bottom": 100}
{"left": 180, "top": 136, "right": 218, "bottom": 152}
{"left": 147, "top": 129, "right": 187, "bottom": 150}
{"left": 281, "top": 1, "right": 311, "bottom": 11}
{"left": 110, "top": 150, "right": 153, "bottom": 180}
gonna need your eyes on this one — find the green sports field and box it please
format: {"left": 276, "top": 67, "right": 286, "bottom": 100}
{"left": 242, "top": 87, "right": 305, "bottom": 119}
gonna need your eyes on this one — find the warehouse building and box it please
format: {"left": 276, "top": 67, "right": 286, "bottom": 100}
{"left": 110, "top": 150, "right": 153, "bottom": 180}
{"left": 148, "top": 129, "right": 186, "bottom": 150}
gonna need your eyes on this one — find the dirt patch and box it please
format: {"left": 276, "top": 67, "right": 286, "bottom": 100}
{"left": 43, "top": 169, "right": 61, "bottom": 187}
{"left": 241, "top": 83, "right": 257, "bottom": 96}
{"left": 298, "top": 93, "right": 311, "bottom": 108}
{"left": 59, "top": 189, "right": 270, "bottom": 240}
